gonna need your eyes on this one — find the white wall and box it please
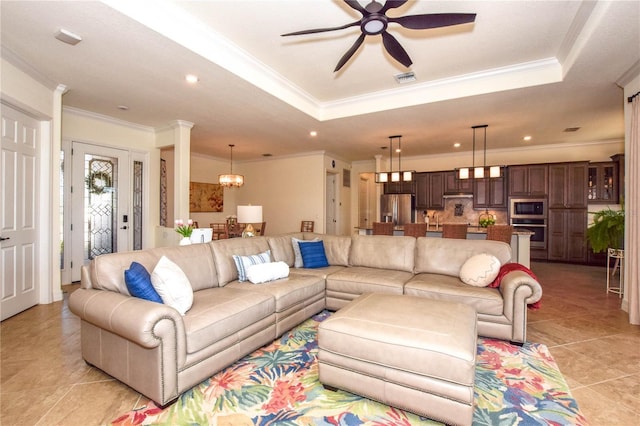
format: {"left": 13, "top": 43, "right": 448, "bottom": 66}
{"left": 190, "top": 152, "right": 238, "bottom": 227}
{"left": 236, "top": 152, "right": 326, "bottom": 235}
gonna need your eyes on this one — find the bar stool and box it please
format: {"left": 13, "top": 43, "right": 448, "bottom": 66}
{"left": 372, "top": 222, "right": 394, "bottom": 235}
{"left": 442, "top": 223, "right": 468, "bottom": 239}
{"left": 403, "top": 223, "right": 427, "bottom": 238}
{"left": 486, "top": 225, "right": 513, "bottom": 244}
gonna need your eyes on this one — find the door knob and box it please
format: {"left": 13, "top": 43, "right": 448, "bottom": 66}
{"left": 0, "top": 237, "right": 9, "bottom": 241}
{"left": 120, "top": 226, "right": 128, "bottom": 230}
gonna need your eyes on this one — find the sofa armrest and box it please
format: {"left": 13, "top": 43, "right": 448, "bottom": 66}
{"left": 69, "top": 288, "right": 187, "bottom": 358}
{"left": 499, "top": 270, "right": 542, "bottom": 321}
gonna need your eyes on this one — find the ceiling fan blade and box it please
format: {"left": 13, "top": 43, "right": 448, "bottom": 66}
{"left": 335, "top": 33, "right": 367, "bottom": 72}
{"left": 389, "top": 13, "right": 476, "bottom": 30}
{"left": 344, "top": 0, "right": 368, "bottom": 15}
{"left": 381, "top": 31, "right": 412, "bottom": 68}
{"left": 379, "top": 0, "right": 408, "bottom": 14}
{"left": 282, "top": 21, "right": 360, "bottom": 36}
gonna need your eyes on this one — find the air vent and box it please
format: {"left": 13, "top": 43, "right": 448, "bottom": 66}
{"left": 563, "top": 127, "right": 581, "bottom": 132}
{"left": 262, "top": 153, "right": 272, "bottom": 157}
{"left": 394, "top": 72, "right": 416, "bottom": 84}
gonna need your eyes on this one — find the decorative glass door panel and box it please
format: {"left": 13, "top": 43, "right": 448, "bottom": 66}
{"left": 71, "top": 143, "right": 130, "bottom": 282}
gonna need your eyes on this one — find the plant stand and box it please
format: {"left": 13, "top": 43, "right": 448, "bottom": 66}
{"left": 606, "top": 248, "right": 624, "bottom": 297}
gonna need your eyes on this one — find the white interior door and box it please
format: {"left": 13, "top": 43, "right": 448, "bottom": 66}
{"left": 70, "top": 142, "right": 130, "bottom": 282}
{"left": 1, "top": 104, "right": 39, "bottom": 320}
{"left": 325, "top": 172, "right": 337, "bottom": 235}
{"left": 358, "top": 174, "right": 370, "bottom": 228}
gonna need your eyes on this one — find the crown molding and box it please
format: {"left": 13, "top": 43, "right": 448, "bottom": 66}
{"left": 63, "top": 106, "right": 156, "bottom": 133}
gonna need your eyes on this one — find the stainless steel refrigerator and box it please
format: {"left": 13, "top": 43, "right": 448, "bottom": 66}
{"left": 380, "top": 194, "right": 415, "bottom": 226}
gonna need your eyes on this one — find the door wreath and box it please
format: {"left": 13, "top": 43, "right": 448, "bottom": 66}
{"left": 86, "top": 171, "right": 112, "bottom": 194}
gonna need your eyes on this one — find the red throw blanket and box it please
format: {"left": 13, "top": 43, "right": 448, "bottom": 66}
{"left": 489, "top": 263, "right": 541, "bottom": 310}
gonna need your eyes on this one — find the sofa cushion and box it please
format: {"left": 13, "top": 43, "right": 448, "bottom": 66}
{"left": 405, "top": 273, "right": 503, "bottom": 316}
{"left": 227, "top": 274, "right": 325, "bottom": 313}
{"left": 124, "top": 262, "right": 163, "bottom": 303}
{"left": 349, "top": 235, "right": 416, "bottom": 272}
{"left": 267, "top": 233, "right": 303, "bottom": 266}
{"left": 232, "top": 250, "right": 271, "bottom": 282}
{"left": 182, "top": 287, "right": 275, "bottom": 354}
{"left": 414, "top": 238, "right": 511, "bottom": 277}
{"left": 150, "top": 256, "right": 194, "bottom": 315}
{"left": 327, "top": 266, "right": 412, "bottom": 296}
{"left": 150, "top": 244, "right": 219, "bottom": 291}
{"left": 303, "top": 233, "right": 351, "bottom": 266}
{"left": 289, "top": 265, "right": 346, "bottom": 279}
{"left": 459, "top": 253, "right": 501, "bottom": 287}
{"left": 300, "top": 240, "right": 329, "bottom": 268}
{"left": 210, "top": 237, "right": 271, "bottom": 286}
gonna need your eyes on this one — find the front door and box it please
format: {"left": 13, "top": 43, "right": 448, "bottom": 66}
{"left": 1, "top": 104, "right": 39, "bottom": 320}
{"left": 70, "top": 143, "right": 130, "bottom": 282}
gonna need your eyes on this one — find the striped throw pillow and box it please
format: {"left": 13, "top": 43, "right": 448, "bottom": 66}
{"left": 232, "top": 250, "right": 272, "bottom": 282}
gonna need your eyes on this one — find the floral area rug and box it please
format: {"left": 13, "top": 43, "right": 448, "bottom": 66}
{"left": 112, "top": 311, "right": 587, "bottom": 425}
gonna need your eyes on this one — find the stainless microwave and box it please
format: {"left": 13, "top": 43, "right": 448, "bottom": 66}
{"left": 510, "top": 198, "right": 547, "bottom": 218}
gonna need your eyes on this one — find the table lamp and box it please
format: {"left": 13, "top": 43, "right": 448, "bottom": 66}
{"left": 237, "top": 205, "right": 262, "bottom": 238}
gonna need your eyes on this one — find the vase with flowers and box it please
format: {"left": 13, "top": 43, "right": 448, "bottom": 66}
{"left": 175, "top": 219, "right": 194, "bottom": 245}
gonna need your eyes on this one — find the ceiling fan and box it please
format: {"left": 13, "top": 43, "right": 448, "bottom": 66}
{"left": 281, "top": 0, "right": 476, "bottom": 72}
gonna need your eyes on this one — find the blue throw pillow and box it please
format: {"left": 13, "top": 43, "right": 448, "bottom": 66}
{"left": 299, "top": 240, "right": 329, "bottom": 268}
{"left": 124, "top": 262, "right": 163, "bottom": 303}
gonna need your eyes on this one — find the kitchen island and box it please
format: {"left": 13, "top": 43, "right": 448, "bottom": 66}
{"left": 356, "top": 225, "right": 532, "bottom": 267}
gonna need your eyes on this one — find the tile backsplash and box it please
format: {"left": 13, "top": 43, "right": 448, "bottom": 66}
{"left": 417, "top": 198, "right": 507, "bottom": 226}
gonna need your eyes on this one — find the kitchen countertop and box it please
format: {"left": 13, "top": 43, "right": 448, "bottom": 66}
{"left": 356, "top": 225, "right": 533, "bottom": 235}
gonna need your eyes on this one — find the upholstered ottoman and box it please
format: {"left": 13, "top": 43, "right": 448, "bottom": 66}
{"left": 318, "top": 293, "right": 477, "bottom": 426}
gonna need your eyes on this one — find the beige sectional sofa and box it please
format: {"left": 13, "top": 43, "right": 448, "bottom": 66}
{"left": 69, "top": 232, "right": 542, "bottom": 406}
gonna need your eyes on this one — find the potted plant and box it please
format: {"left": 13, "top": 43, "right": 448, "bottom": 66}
{"left": 586, "top": 206, "right": 625, "bottom": 253}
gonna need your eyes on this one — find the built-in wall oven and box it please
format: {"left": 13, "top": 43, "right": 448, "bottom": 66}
{"left": 509, "top": 198, "right": 547, "bottom": 249}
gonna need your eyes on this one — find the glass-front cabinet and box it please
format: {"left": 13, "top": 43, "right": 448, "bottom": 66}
{"left": 588, "top": 162, "right": 618, "bottom": 203}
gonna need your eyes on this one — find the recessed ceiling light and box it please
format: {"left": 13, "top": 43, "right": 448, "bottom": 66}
{"left": 523, "top": 136, "right": 532, "bottom": 141}
{"left": 454, "top": 142, "right": 461, "bottom": 148}
{"left": 117, "top": 105, "right": 129, "bottom": 111}
{"left": 309, "top": 131, "right": 317, "bottom": 137}
{"left": 55, "top": 28, "right": 82, "bottom": 45}
{"left": 185, "top": 74, "right": 199, "bottom": 84}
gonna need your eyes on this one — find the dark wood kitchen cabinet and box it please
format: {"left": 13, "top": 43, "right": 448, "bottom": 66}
{"left": 548, "top": 162, "right": 588, "bottom": 209}
{"left": 415, "top": 173, "right": 429, "bottom": 209}
{"left": 548, "top": 208, "right": 587, "bottom": 262}
{"left": 473, "top": 176, "right": 507, "bottom": 209}
{"left": 428, "top": 172, "right": 445, "bottom": 210}
{"left": 384, "top": 180, "right": 415, "bottom": 194}
{"left": 444, "top": 171, "right": 473, "bottom": 194}
{"left": 415, "top": 172, "right": 444, "bottom": 210}
{"left": 508, "top": 164, "right": 548, "bottom": 197}
{"left": 587, "top": 162, "right": 618, "bottom": 204}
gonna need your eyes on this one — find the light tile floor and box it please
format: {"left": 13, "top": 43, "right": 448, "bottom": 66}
{"left": 0, "top": 261, "right": 638, "bottom": 425}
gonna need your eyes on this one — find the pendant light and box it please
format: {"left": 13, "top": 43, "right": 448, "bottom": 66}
{"left": 458, "top": 124, "right": 502, "bottom": 179}
{"left": 375, "top": 135, "right": 414, "bottom": 183}
{"left": 218, "top": 144, "right": 244, "bottom": 188}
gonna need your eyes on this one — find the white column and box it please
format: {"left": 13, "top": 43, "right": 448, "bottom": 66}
{"left": 169, "top": 120, "right": 194, "bottom": 223}
{"left": 43, "top": 84, "right": 67, "bottom": 303}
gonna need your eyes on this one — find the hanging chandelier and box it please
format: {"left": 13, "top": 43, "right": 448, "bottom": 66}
{"left": 218, "top": 144, "right": 244, "bottom": 188}
{"left": 458, "top": 125, "right": 502, "bottom": 179}
{"left": 375, "top": 135, "right": 414, "bottom": 183}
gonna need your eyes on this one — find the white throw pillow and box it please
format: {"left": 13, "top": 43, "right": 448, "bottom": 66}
{"left": 150, "top": 256, "right": 194, "bottom": 315}
{"left": 246, "top": 261, "right": 290, "bottom": 284}
{"left": 459, "top": 253, "right": 501, "bottom": 287}
{"left": 291, "top": 237, "right": 320, "bottom": 268}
